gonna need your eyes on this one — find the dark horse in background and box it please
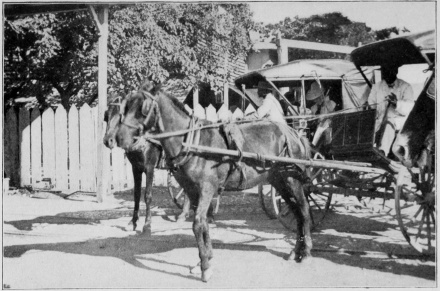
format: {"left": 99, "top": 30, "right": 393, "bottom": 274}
{"left": 393, "top": 73, "right": 435, "bottom": 170}
{"left": 103, "top": 94, "right": 191, "bottom": 233}
{"left": 116, "top": 81, "right": 312, "bottom": 282}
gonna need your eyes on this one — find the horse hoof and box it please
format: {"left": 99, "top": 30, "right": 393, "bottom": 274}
{"left": 125, "top": 221, "right": 136, "bottom": 232}
{"left": 201, "top": 267, "right": 214, "bottom": 282}
{"left": 190, "top": 262, "right": 201, "bottom": 274}
{"left": 286, "top": 251, "right": 296, "bottom": 261}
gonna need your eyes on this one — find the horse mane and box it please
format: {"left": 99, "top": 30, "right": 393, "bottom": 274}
{"left": 158, "top": 89, "right": 190, "bottom": 117}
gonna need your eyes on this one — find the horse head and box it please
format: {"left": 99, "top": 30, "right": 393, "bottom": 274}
{"left": 116, "top": 84, "right": 162, "bottom": 151}
{"left": 392, "top": 74, "right": 435, "bottom": 167}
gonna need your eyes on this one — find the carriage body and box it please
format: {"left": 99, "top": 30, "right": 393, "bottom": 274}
{"left": 232, "top": 32, "right": 435, "bottom": 255}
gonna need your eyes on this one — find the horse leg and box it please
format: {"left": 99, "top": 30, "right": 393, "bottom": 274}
{"left": 276, "top": 177, "right": 312, "bottom": 262}
{"left": 129, "top": 169, "right": 142, "bottom": 231}
{"left": 289, "top": 178, "right": 312, "bottom": 262}
{"left": 192, "top": 183, "right": 215, "bottom": 282}
{"left": 142, "top": 165, "right": 155, "bottom": 235}
{"left": 176, "top": 195, "right": 191, "bottom": 223}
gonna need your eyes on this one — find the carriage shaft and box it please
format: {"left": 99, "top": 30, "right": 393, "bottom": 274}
{"left": 183, "top": 143, "right": 387, "bottom": 175}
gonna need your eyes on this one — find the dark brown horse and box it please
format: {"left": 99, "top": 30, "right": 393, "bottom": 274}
{"left": 116, "top": 82, "right": 312, "bottom": 282}
{"left": 103, "top": 95, "right": 190, "bottom": 233}
{"left": 393, "top": 73, "right": 435, "bottom": 169}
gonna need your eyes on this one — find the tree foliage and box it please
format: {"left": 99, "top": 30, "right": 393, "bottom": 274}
{"left": 258, "top": 12, "right": 402, "bottom": 61}
{"left": 4, "top": 12, "right": 98, "bottom": 108}
{"left": 4, "top": 3, "right": 255, "bottom": 108}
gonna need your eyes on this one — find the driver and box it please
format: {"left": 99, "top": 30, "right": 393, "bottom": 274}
{"left": 252, "top": 81, "right": 286, "bottom": 124}
{"left": 367, "top": 64, "right": 415, "bottom": 156}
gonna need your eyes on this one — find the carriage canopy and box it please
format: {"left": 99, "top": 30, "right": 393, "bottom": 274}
{"left": 351, "top": 30, "right": 434, "bottom": 68}
{"left": 234, "top": 59, "right": 375, "bottom": 110}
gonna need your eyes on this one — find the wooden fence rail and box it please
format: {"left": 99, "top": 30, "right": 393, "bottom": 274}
{"left": 3, "top": 103, "right": 256, "bottom": 195}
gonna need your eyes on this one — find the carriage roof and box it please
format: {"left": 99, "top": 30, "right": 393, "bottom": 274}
{"left": 234, "top": 59, "right": 371, "bottom": 89}
{"left": 351, "top": 30, "right": 434, "bottom": 68}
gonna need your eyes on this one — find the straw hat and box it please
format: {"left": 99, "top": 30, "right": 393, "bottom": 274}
{"left": 306, "top": 82, "right": 323, "bottom": 101}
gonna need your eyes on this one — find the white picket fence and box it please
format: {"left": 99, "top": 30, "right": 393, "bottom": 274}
{"left": 4, "top": 102, "right": 256, "bottom": 194}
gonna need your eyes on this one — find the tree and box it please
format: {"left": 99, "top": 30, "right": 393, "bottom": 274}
{"left": 258, "top": 12, "right": 401, "bottom": 61}
{"left": 4, "top": 12, "right": 98, "bottom": 109}
{"left": 4, "top": 3, "right": 255, "bottom": 108}
{"left": 108, "top": 3, "right": 254, "bottom": 96}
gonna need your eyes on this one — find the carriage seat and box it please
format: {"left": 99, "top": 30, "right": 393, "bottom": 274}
{"left": 328, "top": 109, "right": 392, "bottom": 169}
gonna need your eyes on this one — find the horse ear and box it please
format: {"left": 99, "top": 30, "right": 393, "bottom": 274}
{"left": 141, "top": 99, "right": 151, "bottom": 116}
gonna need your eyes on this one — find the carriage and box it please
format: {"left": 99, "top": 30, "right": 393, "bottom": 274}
{"left": 232, "top": 34, "right": 435, "bottom": 255}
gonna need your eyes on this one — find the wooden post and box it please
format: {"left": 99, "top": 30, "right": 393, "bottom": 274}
{"left": 193, "top": 86, "right": 199, "bottom": 109}
{"left": 276, "top": 31, "right": 288, "bottom": 64}
{"left": 89, "top": 5, "right": 109, "bottom": 202}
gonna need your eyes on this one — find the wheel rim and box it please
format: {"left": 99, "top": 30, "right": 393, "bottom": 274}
{"left": 395, "top": 165, "right": 436, "bottom": 255}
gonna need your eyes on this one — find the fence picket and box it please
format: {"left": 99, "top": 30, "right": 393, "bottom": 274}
{"left": 54, "top": 105, "right": 68, "bottom": 191}
{"left": 30, "top": 109, "right": 42, "bottom": 186}
{"left": 205, "top": 104, "right": 218, "bottom": 122}
{"left": 193, "top": 104, "right": 206, "bottom": 119}
{"left": 231, "top": 108, "right": 244, "bottom": 120}
{"left": 68, "top": 107, "right": 80, "bottom": 192}
{"left": 244, "top": 104, "right": 256, "bottom": 116}
{"left": 79, "top": 104, "right": 96, "bottom": 192}
{"left": 19, "top": 108, "right": 31, "bottom": 187}
{"left": 112, "top": 148, "right": 125, "bottom": 191}
{"left": 41, "top": 108, "right": 56, "bottom": 187}
{"left": 217, "top": 104, "right": 231, "bottom": 121}
{"left": 4, "top": 108, "right": 19, "bottom": 187}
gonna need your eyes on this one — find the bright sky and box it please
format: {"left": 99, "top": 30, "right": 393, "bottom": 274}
{"left": 249, "top": 1, "right": 436, "bottom": 32}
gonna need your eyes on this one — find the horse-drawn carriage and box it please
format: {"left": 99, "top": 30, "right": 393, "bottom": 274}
{"left": 104, "top": 32, "right": 435, "bottom": 282}
{"left": 234, "top": 33, "right": 435, "bottom": 255}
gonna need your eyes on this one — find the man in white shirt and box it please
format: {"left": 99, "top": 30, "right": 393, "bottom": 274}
{"left": 367, "top": 64, "right": 415, "bottom": 156}
{"left": 253, "top": 81, "right": 286, "bottom": 124}
{"left": 306, "top": 81, "right": 336, "bottom": 115}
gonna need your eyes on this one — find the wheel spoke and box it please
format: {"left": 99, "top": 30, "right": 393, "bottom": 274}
{"left": 416, "top": 210, "right": 428, "bottom": 239}
{"left": 308, "top": 194, "right": 322, "bottom": 210}
{"left": 426, "top": 211, "right": 432, "bottom": 248}
{"left": 175, "top": 189, "right": 184, "bottom": 199}
{"left": 412, "top": 204, "right": 424, "bottom": 221}
{"left": 311, "top": 168, "right": 323, "bottom": 181}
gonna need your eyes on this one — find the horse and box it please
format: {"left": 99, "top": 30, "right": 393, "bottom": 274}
{"left": 392, "top": 73, "right": 435, "bottom": 169}
{"left": 115, "top": 82, "right": 312, "bottom": 282}
{"left": 103, "top": 94, "right": 190, "bottom": 234}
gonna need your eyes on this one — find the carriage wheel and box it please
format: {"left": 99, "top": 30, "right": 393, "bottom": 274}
{"left": 167, "top": 171, "right": 220, "bottom": 214}
{"left": 394, "top": 162, "right": 435, "bottom": 255}
{"left": 259, "top": 152, "right": 333, "bottom": 230}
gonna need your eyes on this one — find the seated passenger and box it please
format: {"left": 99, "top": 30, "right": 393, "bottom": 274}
{"left": 367, "top": 64, "right": 414, "bottom": 156}
{"left": 251, "top": 81, "right": 286, "bottom": 124}
{"left": 306, "top": 81, "right": 336, "bottom": 115}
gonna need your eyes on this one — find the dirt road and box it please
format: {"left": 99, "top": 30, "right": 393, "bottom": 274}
{"left": 2, "top": 188, "right": 436, "bottom": 288}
